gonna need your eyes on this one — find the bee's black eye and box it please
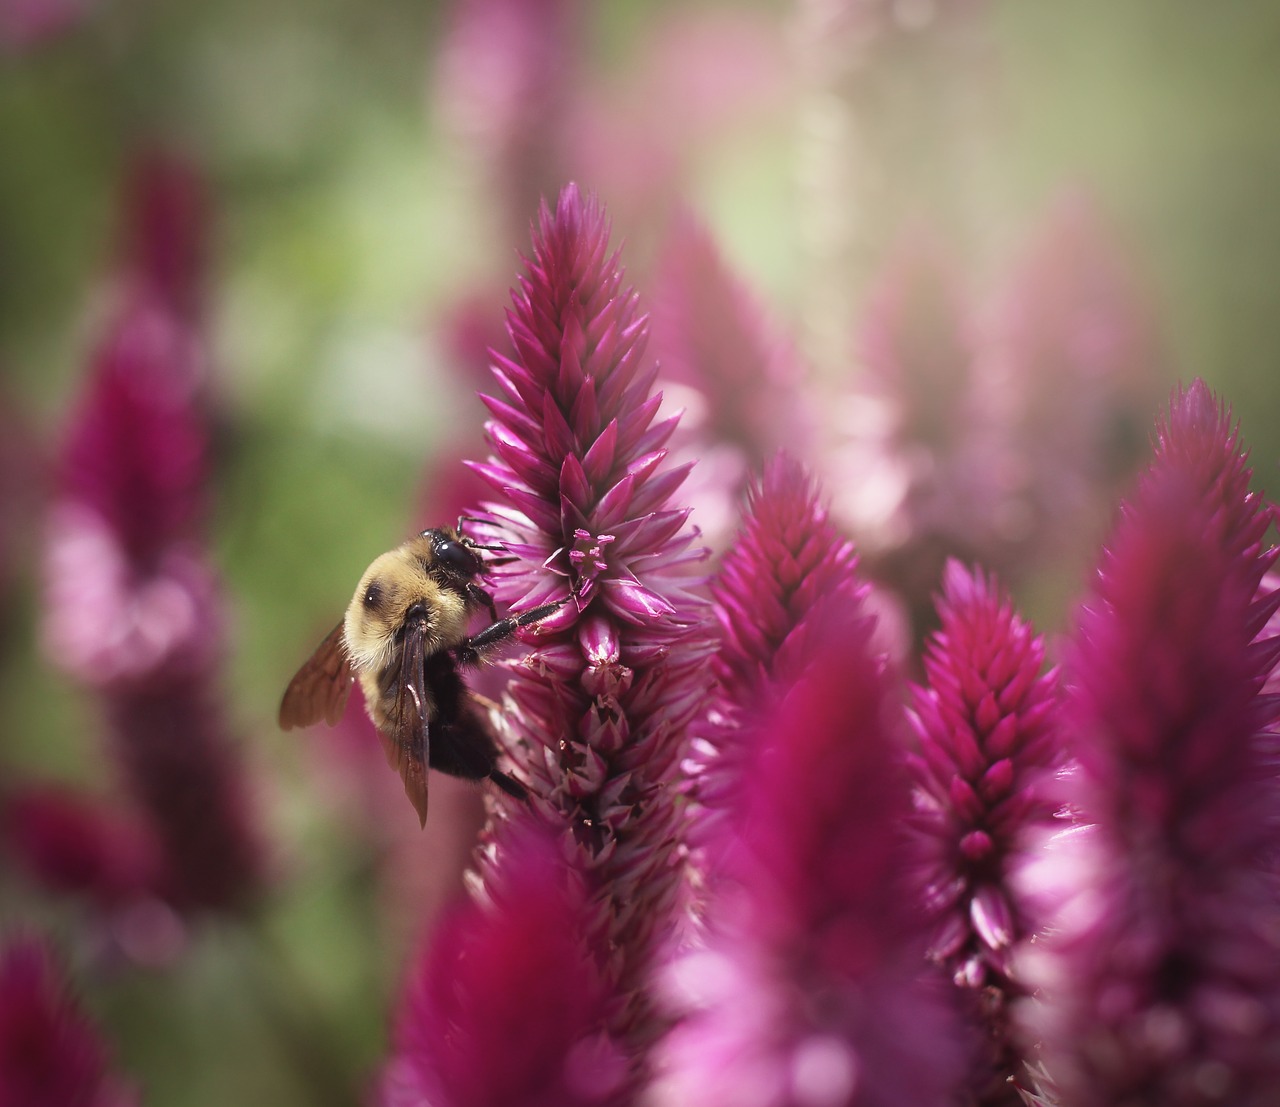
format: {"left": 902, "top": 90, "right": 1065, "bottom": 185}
{"left": 432, "top": 536, "right": 480, "bottom": 576}
{"left": 363, "top": 581, "right": 383, "bottom": 608}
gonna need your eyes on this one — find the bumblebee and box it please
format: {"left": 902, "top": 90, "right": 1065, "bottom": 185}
{"left": 279, "top": 526, "right": 562, "bottom": 825}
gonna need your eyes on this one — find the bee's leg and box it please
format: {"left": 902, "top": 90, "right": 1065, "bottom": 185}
{"left": 463, "top": 581, "right": 499, "bottom": 624}
{"left": 455, "top": 597, "right": 568, "bottom": 667}
{"left": 488, "top": 769, "right": 528, "bottom": 800}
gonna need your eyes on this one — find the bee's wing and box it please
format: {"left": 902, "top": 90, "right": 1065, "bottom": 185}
{"left": 279, "top": 621, "right": 353, "bottom": 730}
{"left": 380, "top": 624, "right": 431, "bottom": 827}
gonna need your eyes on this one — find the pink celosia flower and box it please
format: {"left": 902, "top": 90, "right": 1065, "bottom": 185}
{"left": 907, "top": 560, "right": 1060, "bottom": 1104}
{"left": 467, "top": 184, "right": 713, "bottom": 1055}
{"left": 380, "top": 819, "right": 625, "bottom": 1107}
{"left": 44, "top": 303, "right": 215, "bottom": 685}
{"left": 0, "top": 935, "right": 136, "bottom": 1107}
{"left": 40, "top": 161, "right": 264, "bottom": 917}
{"left": 656, "top": 602, "right": 967, "bottom": 1107}
{"left": 1018, "top": 379, "right": 1280, "bottom": 1104}
{"left": 688, "top": 453, "right": 864, "bottom": 850}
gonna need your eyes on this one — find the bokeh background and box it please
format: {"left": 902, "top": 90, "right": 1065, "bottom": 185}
{"left": 2, "top": 1, "right": 1279, "bottom": 1103}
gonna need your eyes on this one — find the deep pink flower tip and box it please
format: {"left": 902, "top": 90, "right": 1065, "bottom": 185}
{"left": 711, "top": 453, "right": 865, "bottom": 700}
{"left": 1070, "top": 378, "right": 1278, "bottom": 832}
{"left": 1, "top": 785, "right": 162, "bottom": 906}
{"left": 908, "top": 560, "right": 1059, "bottom": 972}
{"left": 0, "top": 936, "right": 135, "bottom": 1107}
{"left": 471, "top": 182, "right": 706, "bottom": 626}
{"left": 382, "top": 821, "right": 625, "bottom": 1107}
{"left": 44, "top": 298, "right": 216, "bottom": 687}
{"left": 119, "top": 148, "right": 210, "bottom": 322}
{"left": 57, "top": 300, "right": 206, "bottom": 568}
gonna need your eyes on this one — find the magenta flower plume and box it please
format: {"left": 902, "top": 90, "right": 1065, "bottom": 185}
{"left": 689, "top": 453, "right": 864, "bottom": 846}
{"left": 468, "top": 184, "right": 713, "bottom": 1050}
{"left": 41, "top": 165, "right": 264, "bottom": 917}
{"left": 907, "top": 560, "right": 1060, "bottom": 1104}
{"left": 1019, "top": 379, "right": 1280, "bottom": 1104}
{"left": 657, "top": 604, "right": 966, "bottom": 1107}
{"left": 0, "top": 935, "right": 136, "bottom": 1107}
{"left": 380, "top": 819, "right": 624, "bottom": 1107}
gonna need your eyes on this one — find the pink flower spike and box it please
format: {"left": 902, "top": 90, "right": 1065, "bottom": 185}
{"left": 379, "top": 820, "right": 624, "bottom": 1107}
{"left": 656, "top": 602, "right": 967, "bottom": 1107}
{"left": 0, "top": 935, "right": 136, "bottom": 1107}
{"left": 906, "top": 560, "right": 1060, "bottom": 1104}
{"left": 40, "top": 163, "right": 266, "bottom": 918}
{"left": 469, "top": 184, "right": 714, "bottom": 1061}
{"left": 689, "top": 454, "right": 865, "bottom": 852}
{"left": 1019, "top": 378, "right": 1280, "bottom": 1104}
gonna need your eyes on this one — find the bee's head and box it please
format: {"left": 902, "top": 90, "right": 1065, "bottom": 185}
{"left": 343, "top": 540, "right": 472, "bottom": 672}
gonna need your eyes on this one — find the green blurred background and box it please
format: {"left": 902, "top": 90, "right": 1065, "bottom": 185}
{"left": 2, "top": 1, "right": 1279, "bottom": 1103}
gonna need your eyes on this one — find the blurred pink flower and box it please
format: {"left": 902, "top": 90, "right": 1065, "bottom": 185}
{"left": 115, "top": 147, "right": 211, "bottom": 324}
{"left": 907, "top": 560, "right": 1060, "bottom": 1104}
{"left": 434, "top": 0, "right": 580, "bottom": 242}
{"left": 0, "top": 935, "right": 136, "bottom": 1107}
{"left": 379, "top": 820, "right": 625, "bottom": 1107}
{"left": 688, "top": 454, "right": 864, "bottom": 853}
{"left": 40, "top": 158, "right": 265, "bottom": 918}
{"left": 982, "top": 191, "right": 1165, "bottom": 565}
{"left": 45, "top": 302, "right": 214, "bottom": 686}
{"left": 1018, "top": 379, "right": 1280, "bottom": 1103}
{"left": 657, "top": 602, "right": 967, "bottom": 1107}
{"left": 650, "top": 214, "right": 809, "bottom": 549}
{"left": 565, "top": 8, "right": 792, "bottom": 239}
{"left": 1, "top": 785, "right": 161, "bottom": 908}
{"left": 827, "top": 230, "right": 1008, "bottom": 636}
{"left": 468, "top": 184, "right": 713, "bottom": 1057}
